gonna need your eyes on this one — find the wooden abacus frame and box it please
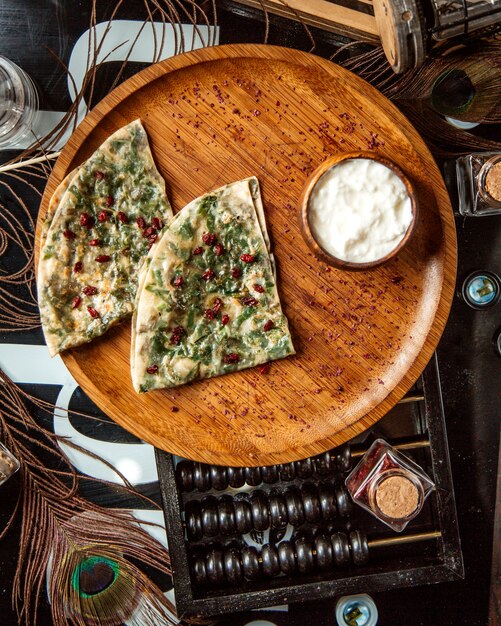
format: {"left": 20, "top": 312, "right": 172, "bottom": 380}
{"left": 156, "top": 353, "right": 463, "bottom": 618}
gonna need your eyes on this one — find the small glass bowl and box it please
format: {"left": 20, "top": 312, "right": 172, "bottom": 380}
{"left": 345, "top": 438, "right": 435, "bottom": 532}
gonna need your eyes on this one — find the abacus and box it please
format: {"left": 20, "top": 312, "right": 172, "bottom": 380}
{"left": 156, "top": 356, "right": 463, "bottom": 619}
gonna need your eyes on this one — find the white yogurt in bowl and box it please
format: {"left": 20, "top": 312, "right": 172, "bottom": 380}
{"left": 308, "top": 158, "right": 414, "bottom": 264}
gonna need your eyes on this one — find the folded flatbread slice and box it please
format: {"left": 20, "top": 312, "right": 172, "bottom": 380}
{"left": 132, "top": 177, "right": 295, "bottom": 393}
{"left": 38, "top": 120, "right": 173, "bottom": 356}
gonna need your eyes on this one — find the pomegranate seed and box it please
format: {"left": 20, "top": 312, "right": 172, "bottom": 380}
{"left": 224, "top": 353, "right": 240, "bottom": 364}
{"left": 87, "top": 306, "right": 100, "bottom": 319}
{"left": 107, "top": 195, "right": 114, "bottom": 207}
{"left": 253, "top": 283, "right": 265, "bottom": 293}
{"left": 96, "top": 255, "right": 110, "bottom": 263}
{"left": 63, "top": 229, "right": 76, "bottom": 239}
{"left": 212, "top": 298, "right": 222, "bottom": 314}
{"left": 88, "top": 239, "right": 100, "bottom": 247}
{"left": 152, "top": 217, "right": 163, "bottom": 230}
{"left": 204, "top": 308, "right": 215, "bottom": 320}
{"left": 202, "top": 232, "right": 216, "bottom": 246}
{"left": 263, "top": 320, "right": 274, "bottom": 331}
{"left": 170, "top": 326, "right": 185, "bottom": 345}
{"left": 143, "top": 226, "right": 157, "bottom": 239}
{"left": 231, "top": 267, "right": 242, "bottom": 279}
{"left": 259, "top": 364, "right": 270, "bottom": 375}
{"left": 193, "top": 247, "right": 203, "bottom": 255}
{"left": 71, "top": 296, "right": 81, "bottom": 309}
{"left": 94, "top": 170, "right": 105, "bottom": 180}
{"left": 202, "top": 268, "right": 215, "bottom": 281}
{"left": 214, "top": 243, "right": 224, "bottom": 256}
{"left": 173, "top": 276, "right": 183, "bottom": 287}
{"left": 117, "top": 211, "right": 128, "bottom": 224}
{"left": 242, "top": 296, "right": 258, "bottom": 306}
{"left": 83, "top": 286, "right": 98, "bottom": 296}
{"left": 136, "top": 216, "right": 147, "bottom": 229}
{"left": 80, "top": 212, "right": 94, "bottom": 228}
{"left": 221, "top": 314, "right": 230, "bottom": 326}
{"left": 148, "top": 233, "right": 158, "bottom": 245}
{"left": 98, "top": 210, "right": 108, "bottom": 223}
{"left": 73, "top": 261, "right": 83, "bottom": 273}
{"left": 146, "top": 365, "right": 159, "bottom": 374}
{"left": 240, "top": 253, "right": 255, "bottom": 263}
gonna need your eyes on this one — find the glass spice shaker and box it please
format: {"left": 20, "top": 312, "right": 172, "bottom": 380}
{"left": 456, "top": 152, "right": 501, "bottom": 216}
{"left": 0, "top": 442, "right": 20, "bottom": 486}
{"left": 345, "top": 439, "right": 435, "bottom": 532}
{"left": 0, "top": 56, "right": 39, "bottom": 149}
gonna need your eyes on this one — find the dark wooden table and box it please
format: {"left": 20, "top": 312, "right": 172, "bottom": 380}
{"left": 0, "top": 2, "right": 499, "bottom": 625}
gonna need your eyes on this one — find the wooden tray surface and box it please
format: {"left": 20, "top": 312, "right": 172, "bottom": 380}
{"left": 36, "top": 44, "right": 457, "bottom": 466}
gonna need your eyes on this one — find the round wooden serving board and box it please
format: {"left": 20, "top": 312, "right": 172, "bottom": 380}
{"left": 36, "top": 45, "right": 457, "bottom": 466}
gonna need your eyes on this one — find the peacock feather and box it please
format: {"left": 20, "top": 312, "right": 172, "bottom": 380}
{"left": 337, "top": 38, "right": 501, "bottom": 157}
{"left": 0, "top": 369, "right": 195, "bottom": 626}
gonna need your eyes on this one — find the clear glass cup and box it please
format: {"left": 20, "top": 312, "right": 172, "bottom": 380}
{"left": 0, "top": 56, "right": 38, "bottom": 149}
{"left": 0, "top": 442, "right": 20, "bottom": 486}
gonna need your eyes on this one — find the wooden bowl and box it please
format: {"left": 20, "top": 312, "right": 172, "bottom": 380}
{"left": 299, "top": 151, "right": 419, "bottom": 271}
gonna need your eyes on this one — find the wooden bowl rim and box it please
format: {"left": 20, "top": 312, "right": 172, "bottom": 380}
{"left": 299, "top": 151, "right": 419, "bottom": 271}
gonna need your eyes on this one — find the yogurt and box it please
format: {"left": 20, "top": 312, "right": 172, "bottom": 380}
{"left": 308, "top": 158, "right": 413, "bottom": 263}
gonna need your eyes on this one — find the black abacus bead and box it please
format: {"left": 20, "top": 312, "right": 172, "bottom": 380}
{"left": 336, "top": 445, "right": 352, "bottom": 472}
{"left": 191, "top": 554, "right": 208, "bottom": 586}
{"left": 234, "top": 498, "right": 253, "bottom": 534}
{"left": 313, "top": 451, "right": 333, "bottom": 475}
{"left": 314, "top": 534, "right": 334, "bottom": 571}
{"left": 185, "top": 500, "right": 203, "bottom": 541}
{"left": 210, "top": 465, "right": 229, "bottom": 490}
{"left": 176, "top": 460, "right": 194, "bottom": 491}
{"left": 224, "top": 546, "right": 243, "bottom": 584}
{"left": 318, "top": 482, "right": 337, "bottom": 520}
{"left": 261, "top": 543, "right": 280, "bottom": 577}
{"left": 268, "top": 491, "right": 288, "bottom": 528}
{"left": 301, "top": 483, "right": 322, "bottom": 523}
{"left": 278, "top": 541, "right": 297, "bottom": 575}
{"left": 261, "top": 465, "right": 279, "bottom": 484}
{"left": 331, "top": 532, "right": 351, "bottom": 566}
{"left": 241, "top": 546, "right": 261, "bottom": 581}
{"left": 193, "top": 462, "right": 211, "bottom": 491}
{"left": 227, "top": 466, "right": 245, "bottom": 489}
{"left": 218, "top": 496, "right": 236, "bottom": 535}
{"left": 295, "top": 536, "right": 315, "bottom": 574}
{"left": 335, "top": 484, "right": 352, "bottom": 517}
{"left": 206, "top": 546, "right": 225, "bottom": 585}
{"left": 285, "top": 486, "right": 305, "bottom": 526}
{"left": 250, "top": 489, "right": 270, "bottom": 531}
{"left": 278, "top": 462, "right": 296, "bottom": 481}
{"left": 294, "top": 458, "right": 313, "bottom": 478}
{"left": 244, "top": 466, "right": 262, "bottom": 486}
{"left": 350, "top": 530, "right": 369, "bottom": 565}
{"left": 201, "top": 496, "right": 219, "bottom": 537}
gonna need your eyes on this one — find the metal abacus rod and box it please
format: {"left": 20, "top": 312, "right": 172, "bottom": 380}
{"left": 190, "top": 529, "right": 442, "bottom": 586}
{"left": 184, "top": 482, "right": 352, "bottom": 540}
{"left": 176, "top": 435, "right": 431, "bottom": 492}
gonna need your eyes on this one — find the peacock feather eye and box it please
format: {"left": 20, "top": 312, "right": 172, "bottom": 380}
{"left": 431, "top": 69, "right": 476, "bottom": 116}
{"left": 71, "top": 556, "right": 119, "bottom": 597}
{"left": 66, "top": 551, "right": 141, "bottom": 625}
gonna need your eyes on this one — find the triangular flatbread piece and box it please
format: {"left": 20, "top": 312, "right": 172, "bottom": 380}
{"left": 132, "top": 177, "right": 294, "bottom": 392}
{"left": 38, "top": 120, "right": 173, "bottom": 356}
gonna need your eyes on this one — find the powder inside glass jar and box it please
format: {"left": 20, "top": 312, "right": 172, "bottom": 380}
{"left": 484, "top": 161, "right": 501, "bottom": 202}
{"left": 375, "top": 475, "right": 419, "bottom": 519}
